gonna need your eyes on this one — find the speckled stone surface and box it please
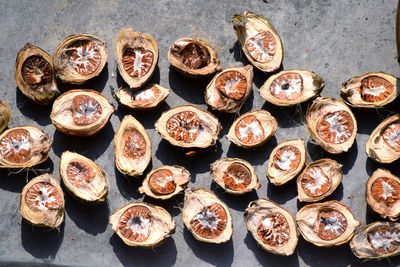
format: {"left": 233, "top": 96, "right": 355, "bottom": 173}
{"left": 0, "top": 0, "right": 399, "bottom": 266}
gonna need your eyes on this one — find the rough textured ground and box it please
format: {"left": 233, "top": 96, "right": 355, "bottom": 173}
{"left": 0, "top": 0, "right": 399, "bottom": 266}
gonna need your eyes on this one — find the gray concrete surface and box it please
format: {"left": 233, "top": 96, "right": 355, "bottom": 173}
{"left": 0, "top": 0, "right": 399, "bottom": 266}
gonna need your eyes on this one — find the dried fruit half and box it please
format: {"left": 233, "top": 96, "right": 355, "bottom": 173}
{"left": 205, "top": 65, "right": 253, "bottom": 113}
{"left": 0, "top": 126, "right": 51, "bottom": 168}
{"left": 53, "top": 34, "right": 108, "bottom": 84}
{"left": 267, "top": 139, "right": 306, "bottom": 186}
{"left": 51, "top": 89, "right": 114, "bottom": 136}
{"left": 139, "top": 165, "right": 190, "bottom": 199}
{"left": 260, "top": 69, "right": 324, "bottom": 106}
{"left": 155, "top": 105, "right": 221, "bottom": 149}
{"left": 60, "top": 151, "right": 108, "bottom": 203}
{"left": 210, "top": 158, "right": 260, "bottom": 194}
{"left": 296, "top": 200, "right": 360, "bottom": 247}
{"left": 366, "top": 169, "right": 400, "bottom": 221}
{"left": 115, "top": 83, "right": 169, "bottom": 110}
{"left": 0, "top": 101, "right": 10, "bottom": 133}
{"left": 168, "top": 37, "right": 221, "bottom": 77}
{"left": 366, "top": 114, "right": 400, "bottom": 163}
{"left": 227, "top": 110, "right": 277, "bottom": 149}
{"left": 244, "top": 198, "right": 298, "bottom": 255}
{"left": 350, "top": 221, "right": 400, "bottom": 259}
{"left": 115, "top": 28, "right": 158, "bottom": 89}
{"left": 15, "top": 43, "right": 58, "bottom": 104}
{"left": 109, "top": 202, "right": 176, "bottom": 247}
{"left": 20, "top": 174, "right": 64, "bottom": 228}
{"left": 114, "top": 115, "right": 151, "bottom": 177}
{"left": 232, "top": 11, "right": 283, "bottom": 72}
{"left": 341, "top": 72, "right": 398, "bottom": 108}
{"left": 297, "top": 158, "right": 343, "bottom": 202}
{"left": 182, "top": 188, "right": 233, "bottom": 243}
{"left": 306, "top": 97, "right": 357, "bottom": 154}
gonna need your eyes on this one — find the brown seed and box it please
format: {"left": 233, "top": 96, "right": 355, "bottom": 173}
{"left": 382, "top": 123, "right": 400, "bottom": 152}
{"left": 270, "top": 72, "right": 303, "bottom": 101}
{"left": 315, "top": 209, "right": 347, "bottom": 241}
{"left": 175, "top": 43, "right": 210, "bottom": 69}
{"left": 68, "top": 41, "right": 101, "bottom": 76}
{"left": 122, "top": 48, "right": 154, "bottom": 78}
{"left": 25, "top": 182, "right": 63, "bottom": 210}
{"left": 215, "top": 71, "right": 247, "bottom": 100}
{"left": 371, "top": 177, "right": 400, "bottom": 205}
{"left": 148, "top": 169, "right": 176, "bottom": 195}
{"left": 190, "top": 203, "right": 227, "bottom": 239}
{"left": 22, "top": 56, "right": 52, "bottom": 88}
{"left": 133, "top": 85, "right": 161, "bottom": 104}
{"left": 367, "top": 224, "right": 400, "bottom": 254}
{"left": 222, "top": 162, "right": 252, "bottom": 191}
{"left": 256, "top": 213, "right": 290, "bottom": 247}
{"left": 166, "top": 111, "right": 200, "bottom": 143}
{"left": 272, "top": 145, "right": 301, "bottom": 173}
{"left": 234, "top": 115, "right": 265, "bottom": 145}
{"left": 361, "top": 76, "right": 394, "bottom": 103}
{"left": 316, "top": 110, "right": 354, "bottom": 144}
{"left": 122, "top": 128, "right": 147, "bottom": 159}
{"left": 0, "top": 128, "right": 31, "bottom": 164}
{"left": 118, "top": 205, "right": 152, "bottom": 242}
{"left": 66, "top": 160, "right": 96, "bottom": 188}
{"left": 245, "top": 31, "right": 276, "bottom": 63}
{"left": 300, "top": 166, "right": 332, "bottom": 197}
{"left": 72, "top": 95, "right": 103, "bottom": 126}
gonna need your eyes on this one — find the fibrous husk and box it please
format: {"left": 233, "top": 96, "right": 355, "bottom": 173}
{"left": 0, "top": 101, "right": 10, "bottom": 133}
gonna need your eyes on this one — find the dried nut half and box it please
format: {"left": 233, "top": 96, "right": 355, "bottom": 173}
{"left": 53, "top": 34, "right": 108, "bottom": 84}
{"left": 232, "top": 11, "right": 283, "bottom": 72}
{"left": 297, "top": 158, "right": 343, "bottom": 202}
{"left": 114, "top": 115, "right": 151, "bottom": 177}
{"left": 51, "top": 89, "right": 114, "bottom": 136}
{"left": 155, "top": 105, "right": 221, "bottom": 149}
{"left": 205, "top": 65, "right": 253, "bottom": 113}
{"left": 0, "top": 126, "right": 51, "bottom": 168}
{"left": 244, "top": 198, "right": 298, "bottom": 255}
{"left": 115, "top": 83, "right": 169, "bottom": 110}
{"left": 260, "top": 69, "right": 324, "bottom": 106}
{"left": 227, "top": 110, "right": 277, "bottom": 149}
{"left": 341, "top": 72, "right": 398, "bottom": 108}
{"left": 139, "top": 165, "right": 190, "bottom": 199}
{"left": 115, "top": 28, "right": 158, "bottom": 89}
{"left": 306, "top": 97, "right": 357, "bottom": 154}
{"left": 20, "top": 174, "right": 64, "bottom": 228}
{"left": 366, "top": 169, "right": 400, "bottom": 221}
{"left": 0, "top": 101, "right": 10, "bottom": 133}
{"left": 15, "top": 43, "right": 58, "bottom": 104}
{"left": 183, "top": 188, "right": 233, "bottom": 243}
{"left": 210, "top": 158, "right": 260, "bottom": 194}
{"left": 109, "top": 202, "right": 176, "bottom": 247}
{"left": 168, "top": 37, "right": 221, "bottom": 77}
{"left": 350, "top": 221, "right": 400, "bottom": 259}
{"left": 267, "top": 139, "right": 306, "bottom": 186}
{"left": 296, "top": 200, "right": 360, "bottom": 247}
{"left": 366, "top": 114, "right": 400, "bottom": 163}
{"left": 60, "top": 151, "right": 108, "bottom": 203}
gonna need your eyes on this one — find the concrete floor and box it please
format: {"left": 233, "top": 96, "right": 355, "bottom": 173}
{"left": 0, "top": 0, "right": 399, "bottom": 266}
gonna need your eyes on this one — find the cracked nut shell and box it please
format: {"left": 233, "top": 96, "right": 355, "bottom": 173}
{"left": 115, "top": 83, "right": 169, "bottom": 110}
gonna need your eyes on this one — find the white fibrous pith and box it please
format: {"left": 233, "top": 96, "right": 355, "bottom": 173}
{"left": 363, "top": 86, "right": 386, "bottom": 97}
{"left": 275, "top": 149, "right": 296, "bottom": 171}
{"left": 127, "top": 215, "right": 151, "bottom": 236}
{"left": 383, "top": 123, "right": 400, "bottom": 152}
{"left": 25, "top": 183, "right": 62, "bottom": 211}
{"left": 238, "top": 121, "right": 263, "bottom": 141}
{"left": 303, "top": 168, "right": 329, "bottom": 195}
{"left": 134, "top": 89, "right": 155, "bottom": 101}
{"left": 70, "top": 42, "right": 101, "bottom": 75}
{"left": 245, "top": 31, "right": 276, "bottom": 63}
{"left": 0, "top": 133, "right": 30, "bottom": 159}
{"left": 270, "top": 74, "right": 302, "bottom": 100}
{"left": 317, "top": 210, "right": 347, "bottom": 240}
{"left": 194, "top": 209, "right": 221, "bottom": 230}
{"left": 368, "top": 226, "right": 400, "bottom": 253}
{"left": 317, "top": 111, "right": 353, "bottom": 144}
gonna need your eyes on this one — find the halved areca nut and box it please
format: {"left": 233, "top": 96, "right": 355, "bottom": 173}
{"left": 115, "top": 83, "right": 169, "bottom": 110}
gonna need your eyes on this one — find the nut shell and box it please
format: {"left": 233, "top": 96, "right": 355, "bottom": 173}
{"left": 15, "top": 43, "right": 58, "bottom": 104}
{"left": 109, "top": 202, "right": 176, "bottom": 247}
{"left": 306, "top": 97, "right": 357, "bottom": 154}
{"left": 260, "top": 69, "right": 324, "bottom": 106}
{"left": 53, "top": 34, "right": 108, "bottom": 84}
{"left": 51, "top": 89, "right": 114, "bottom": 136}
{"left": 114, "top": 115, "right": 151, "bottom": 177}
{"left": 210, "top": 158, "right": 260, "bottom": 194}
{"left": 232, "top": 11, "right": 283, "bottom": 72}
{"left": 341, "top": 72, "right": 398, "bottom": 108}
{"left": 205, "top": 65, "right": 253, "bottom": 113}
{"left": 244, "top": 198, "right": 298, "bottom": 256}
{"left": 296, "top": 200, "right": 360, "bottom": 247}
{"left": 0, "top": 101, "right": 10, "bottom": 133}
{"left": 267, "top": 139, "right": 306, "bottom": 186}
{"left": 115, "top": 83, "right": 169, "bottom": 110}
{"left": 20, "top": 174, "right": 65, "bottom": 228}
{"left": 139, "top": 165, "right": 190, "bottom": 199}
{"left": 115, "top": 28, "right": 159, "bottom": 89}
{"left": 168, "top": 37, "right": 221, "bottom": 77}
{"left": 60, "top": 151, "right": 108, "bottom": 203}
